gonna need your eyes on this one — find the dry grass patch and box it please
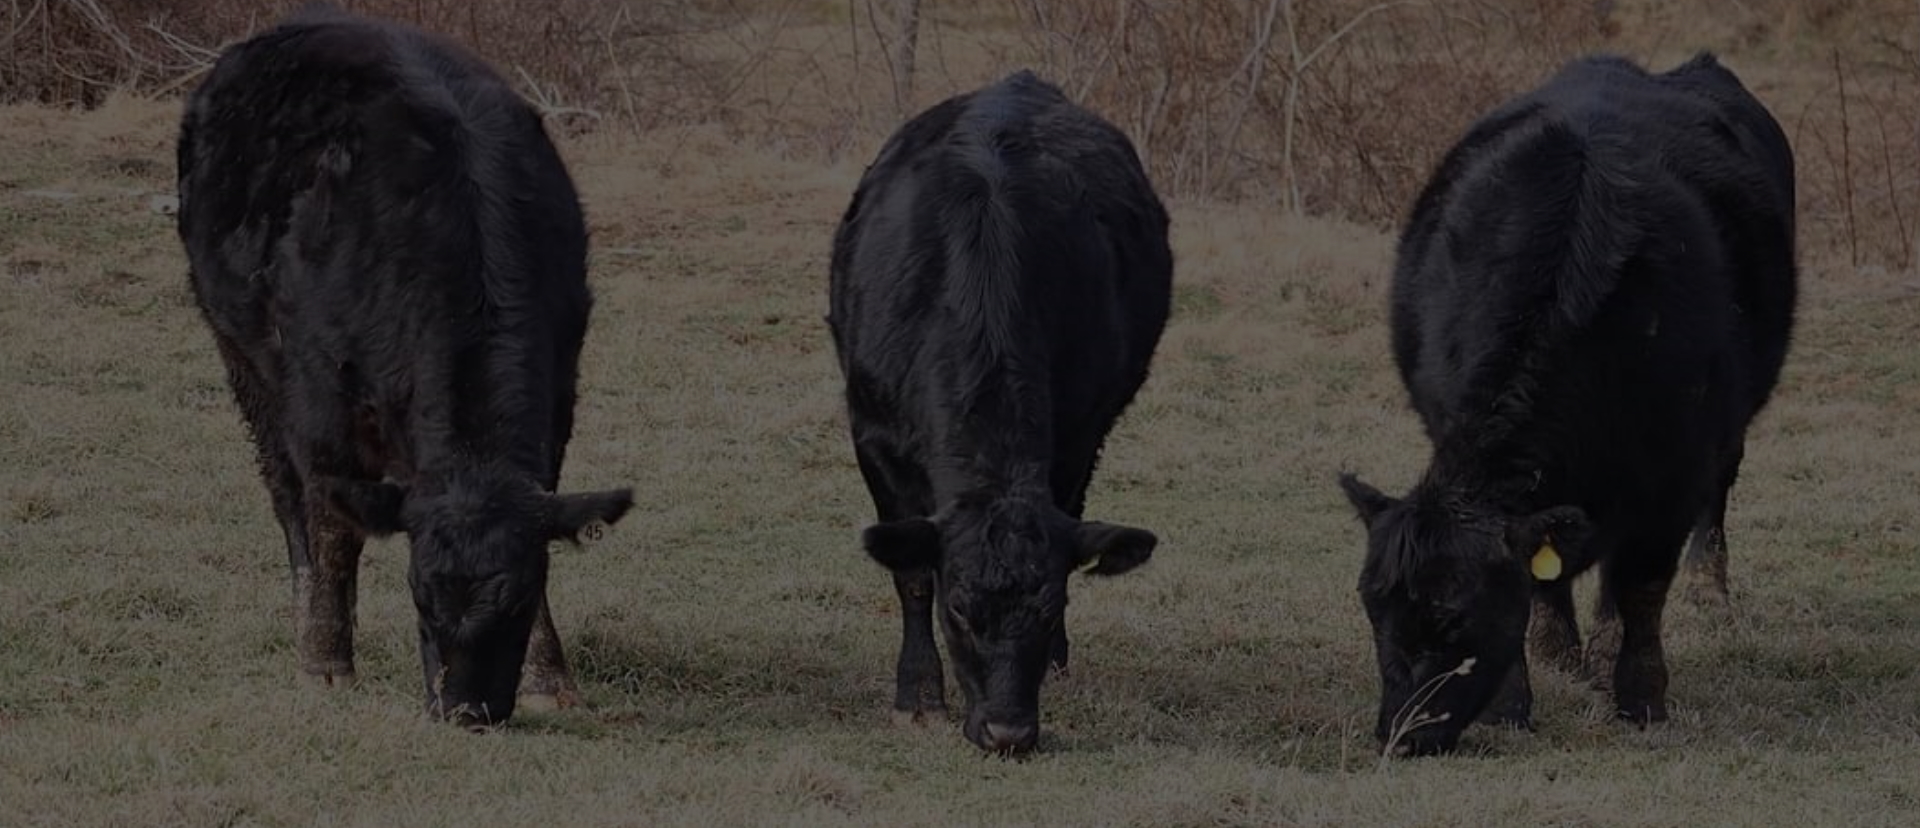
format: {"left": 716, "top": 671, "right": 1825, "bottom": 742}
{"left": 2, "top": 69, "right": 1919, "bottom": 828}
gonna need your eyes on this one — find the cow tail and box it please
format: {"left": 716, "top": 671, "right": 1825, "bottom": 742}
{"left": 1528, "top": 119, "right": 1650, "bottom": 345}
{"left": 943, "top": 135, "right": 1026, "bottom": 367}
{"left": 1481, "top": 120, "right": 1648, "bottom": 454}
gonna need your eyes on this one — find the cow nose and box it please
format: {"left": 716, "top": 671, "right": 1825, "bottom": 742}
{"left": 984, "top": 721, "right": 1037, "bottom": 754}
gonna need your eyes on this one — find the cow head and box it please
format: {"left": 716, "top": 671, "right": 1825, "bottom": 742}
{"left": 1339, "top": 472, "right": 1590, "bottom": 756}
{"left": 324, "top": 473, "right": 632, "bottom": 727}
{"left": 862, "top": 495, "right": 1155, "bottom": 754}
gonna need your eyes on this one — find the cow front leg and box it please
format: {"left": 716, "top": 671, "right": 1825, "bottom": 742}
{"left": 516, "top": 593, "right": 583, "bottom": 712}
{"left": 216, "top": 336, "right": 341, "bottom": 685}
{"left": 1047, "top": 579, "right": 1071, "bottom": 677}
{"left": 1610, "top": 575, "right": 1673, "bottom": 724}
{"left": 891, "top": 567, "right": 946, "bottom": 724}
{"left": 1051, "top": 456, "right": 1096, "bottom": 678}
{"left": 298, "top": 504, "right": 364, "bottom": 687}
{"left": 1478, "top": 649, "right": 1534, "bottom": 729}
{"left": 1593, "top": 544, "right": 1679, "bottom": 724}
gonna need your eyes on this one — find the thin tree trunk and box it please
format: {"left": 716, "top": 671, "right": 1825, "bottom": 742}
{"left": 892, "top": 0, "right": 922, "bottom": 115}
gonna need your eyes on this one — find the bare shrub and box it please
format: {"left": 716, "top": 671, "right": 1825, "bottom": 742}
{"left": 1011, "top": 0, "right": 1607, "bottom": 221}
{"left": 1792, "top": 57, "right": 1920, "bottom": 272}
{"left": 4, "top": 0, "right": 1918, "bottom": 268}
{"left": 1595, "top": 0, "right": 1920, "bottom": 270}
{"left": 337, "top": 0, "right": 714, "bottom": 131}
{"left": 679, "top": 0, "right": 880, "bottom": 157}
{"left": 0, "top": 0, "right": 714, "bottom": 131}
{"left": 1, "top": 0, "right": 227, "bottom": 107}
{"left": 1014, "top": 0, "right": 1247, "bottom": 195}
{"left": 1013, "top": 0, "right": 1918, "bottom": 264}
{"left": 1290, "top": 1, "right": 1606, "bottom": 222}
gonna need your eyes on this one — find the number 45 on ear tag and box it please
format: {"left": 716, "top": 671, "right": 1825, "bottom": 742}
{"left": 579, "top": 520, "right": 608, "bottom": 545}
{"left": 548, "top": 520, "right": 610, "bottom": 554}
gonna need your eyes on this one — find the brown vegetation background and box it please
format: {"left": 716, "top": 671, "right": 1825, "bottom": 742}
{"left": 4, "top": 0, "right": 1917, "bottom": 269}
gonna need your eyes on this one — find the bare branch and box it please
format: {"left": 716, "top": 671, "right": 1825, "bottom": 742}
{"left": 1833, "top": 48, "right": 1858, "bottom": 267}
{"left": 1217, "top": 0, "right": 1285, "bottom": 193}
{"left": 892, "top": 0, "right": 921, "bottom": 115}
{"left": 1300, "top": 0, "right": 1426, "bottom": 74}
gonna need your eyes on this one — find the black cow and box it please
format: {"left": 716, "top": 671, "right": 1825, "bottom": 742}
{"left": 828, "top": 71, "right": 1172, "bottom": 754}
{"left": 1339, "top": 53, "right": 1796, "bottom": 755}
{"left": 177, "top": 6, "right": 633, "bottom": 726}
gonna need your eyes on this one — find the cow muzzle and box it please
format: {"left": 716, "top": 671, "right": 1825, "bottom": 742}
{"left": 965, "top": 710, "right": 1040, "bottom": 755}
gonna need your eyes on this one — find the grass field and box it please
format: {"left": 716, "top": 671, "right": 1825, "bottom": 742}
{"left": 4, "top": 29, "right": 1920, "bottom": 827}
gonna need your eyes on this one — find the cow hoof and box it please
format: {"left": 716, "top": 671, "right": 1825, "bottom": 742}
{"left": 516, "top": 688, "right": 584, "bottom": 713}
{"left": 1479, "top": 686, "right": 1534, "bottom": 730}
{"left": 1476, "top": 705, "right": 1534, "bottom": 730}
{"left": 890, "top": 707, "right": 947, "bottom": 728}
{"left": 1615, "top": 702, "right": 1669, "bottom": 726}
{"left": 1488, "top": 715, "right": 1535, "bottom": 732}
{"left": 1683, "top": 579, "right": 1731, "bottom": 609}
{"left": 301, "top": 666, "right": 358, "bottom": 689}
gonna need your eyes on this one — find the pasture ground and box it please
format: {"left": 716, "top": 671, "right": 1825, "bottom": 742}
{"left": 3, "top": 64, "right": 1920, "bottom": 827}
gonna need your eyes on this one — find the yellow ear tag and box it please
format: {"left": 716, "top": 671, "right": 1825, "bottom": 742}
{"left": 1530, "top": 540, "right": 1564, "bottom": 582}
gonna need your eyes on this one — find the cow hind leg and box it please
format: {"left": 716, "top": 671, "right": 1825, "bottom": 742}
{"left": 1680, "top": 512, "right": 1730, "bottom": 608}
{"left": 213, "top": 335, "right": 310, "bottom": 568}
{"left": 1047, "top": 621, "right": 1071, "bottom": 677}
{"left": 1682, "top": 444, "right": 1740, "bottom": 607}
{"left": 516, "top": 594, "right": 583, "bottom": 712}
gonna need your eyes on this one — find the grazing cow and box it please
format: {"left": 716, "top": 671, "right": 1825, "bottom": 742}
{"left": 177, "top": 6, "right": 633, "bottom": 726}
{"left": 828, "top": 71, "right": 1172, "bottom": 754}
{"left": 1339, "top": 52, "right": 1796, "bottom": 755}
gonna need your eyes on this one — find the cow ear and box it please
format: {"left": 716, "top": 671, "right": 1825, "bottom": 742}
{"left": 1075, "top": 521, "right": 1156, "bottom": 576}
{"left": 1507, "top": 506, "right": 1592, "bottom": 583}
{"left": 863, "top": 518, "right": 940, "bottom": 572}
{"left": 547, "top": 488, "right": 635, "bottom": 544}
{"left": 321, "top": 478, "right": 407, "bottom": 537}
{"left": 1339, "top": 473, "right": 1398, "bottom": 525}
